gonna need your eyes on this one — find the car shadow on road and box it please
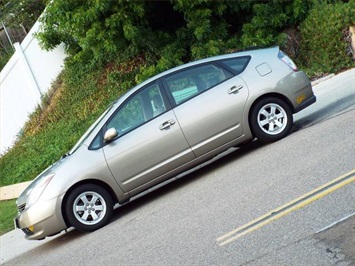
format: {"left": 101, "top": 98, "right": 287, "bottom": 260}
{"left": 16, "top": 104, "right": 334, "bottom": 250}
{"left": 292, "top": 96, "right": 355, "bottom": 134}
{"left": 35, "top": 141, "right": 269, "bottom": 242}
{"left": 110, "top": 139, "right": 266, "bottom": 223}
{"left": 112, "top": 97, "right": 355, "bottom": 224}
{"left": 17, "top": 101, "right": 337, "bottom": 249}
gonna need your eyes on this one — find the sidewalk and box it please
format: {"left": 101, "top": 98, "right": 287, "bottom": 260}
{"left": 0, "top": 228, "right": 66, "bottom": 264}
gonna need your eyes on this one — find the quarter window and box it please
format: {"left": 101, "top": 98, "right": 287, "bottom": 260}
{"left": 220, "top": 56, "right": 251, "bottom": 74}
{"left": 106, "top": 82, "right": 166, "bottom": 135}
{"left": 165, "top": 64, "right": 232, "bottom": 105}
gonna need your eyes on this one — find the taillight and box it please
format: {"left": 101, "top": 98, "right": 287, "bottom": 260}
{"left": 278, "top": 50, "right": 298, "bottom": 72}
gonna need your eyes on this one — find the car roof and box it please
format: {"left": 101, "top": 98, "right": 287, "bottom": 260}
{"left": 149, "top": 46, "right": 277, "bottom": 81}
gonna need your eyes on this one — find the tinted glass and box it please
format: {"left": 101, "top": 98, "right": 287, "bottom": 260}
{"left": 106, "top": 82, "right": 165, "bottom": 135}
{"left": 221, "top": 56, "right": 250, "bottom": 74}
{"left": 165, "top": 64, "right": 232, "bottom": 105}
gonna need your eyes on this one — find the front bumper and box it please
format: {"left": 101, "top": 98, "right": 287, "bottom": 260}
{"left": 15, "top": 195, "right": 67, "bottom": 240}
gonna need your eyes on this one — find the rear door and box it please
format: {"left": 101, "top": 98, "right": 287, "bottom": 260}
{"left": 163, "top": 60, "right": 249, "bottom": 157}
{"left": 102, "top": 82, "right": 195, "bottom": 193}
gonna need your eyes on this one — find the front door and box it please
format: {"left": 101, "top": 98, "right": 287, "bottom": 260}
{"left": 103, "top": 82, "right": 195, "bottom": 193}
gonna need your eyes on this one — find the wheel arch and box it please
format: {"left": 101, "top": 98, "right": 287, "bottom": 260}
{"left": 248, "top": 93, "right": 293, "bottom": 125}
{"left": 247, "top": 93, "right": 293, "bottom": 139}
{"left": 61, "top": 179, "right": 119, "bottom": 227}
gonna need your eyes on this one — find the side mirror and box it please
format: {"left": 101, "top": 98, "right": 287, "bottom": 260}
{"left": 104, "top": 128, "right": 118, "bottom": 143}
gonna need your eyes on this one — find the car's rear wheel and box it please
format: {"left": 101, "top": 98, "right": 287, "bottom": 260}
{"left": 250, "top": 97, "right": 293, "bottom": 143}
{"left": 65, "top": 184, "right": 113, "bottom": 232}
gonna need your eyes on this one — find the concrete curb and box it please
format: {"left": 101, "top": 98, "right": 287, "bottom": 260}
{"left": 0, "top": 181, "right": 31, "bottom": 201}
{"left": 311, "top": 74, "right": 335, "bottom": 86}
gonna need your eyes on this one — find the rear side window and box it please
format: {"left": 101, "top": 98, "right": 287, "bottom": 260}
{"left": 220, "top": 56, "right": 251, "bottom": 75}
{"left": 164, "top": 64, "right": 232, "bottom": 105}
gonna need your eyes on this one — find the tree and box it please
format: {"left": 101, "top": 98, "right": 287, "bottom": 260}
{"left": 37, "top": 0, "right": 156, "bottom": 65}
{"left": 299, "top": 0, "right": 355, "bottom": 75}
{"left": 40, "top": 0, "right": 347, "bottom": 78}
{"left": 37, "top": 1, "right": 252, "bottom": 69}
{"left": 240, "top": 0, "right": 314, "bottom": 49}
{"left": 0, "top": 0, "right": 46, "bottom": 70}
{"left": 0, "top": 0, "right": 46, "bottom": 33}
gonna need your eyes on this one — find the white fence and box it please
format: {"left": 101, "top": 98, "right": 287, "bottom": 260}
{"left": 0, "top": 21, "right": 66, "bottom": 155}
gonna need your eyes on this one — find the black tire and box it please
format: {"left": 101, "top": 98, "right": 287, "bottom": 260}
{"left": 250, "top": 97, "right": 293, "bottom": 143}
{"left": 65, "top": 184, "right": 113, "bottom": 232}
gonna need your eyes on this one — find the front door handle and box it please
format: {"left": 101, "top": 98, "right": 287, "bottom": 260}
{"left": 228, "top": 85, "right": 243, "bottom": 94}
{"left": 159, "top": 120, "right": 176, "bottom": 130}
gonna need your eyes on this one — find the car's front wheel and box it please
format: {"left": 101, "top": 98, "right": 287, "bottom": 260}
{"left": 250, "top": 97, "right": 293, "bottom": 143}
{"left": 65, "top": 184, "right": 113, "bottom": 232}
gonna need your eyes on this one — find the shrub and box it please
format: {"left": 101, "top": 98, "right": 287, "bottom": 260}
{"left": 240, "top": 0, "right": 313, "bottom": 49}
{"left": 298, "top": 1, "right": 355, "bottom": 76}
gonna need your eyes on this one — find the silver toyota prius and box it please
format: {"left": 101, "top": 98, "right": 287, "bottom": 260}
{"left": 15, "top": 46, "right": 316, "bottom": 240}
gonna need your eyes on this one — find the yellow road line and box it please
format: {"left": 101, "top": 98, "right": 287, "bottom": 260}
{"left": 217, "top": 169, "right": 355, "bottom": 246}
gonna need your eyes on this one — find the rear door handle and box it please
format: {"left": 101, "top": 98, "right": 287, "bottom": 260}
{"left": 228, "top": 85, "right": 243, "bottom": 94}
{"left": 159, "top": 120, "right": 176, "bottom": 130}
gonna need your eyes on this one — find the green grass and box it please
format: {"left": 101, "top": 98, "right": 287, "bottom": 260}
{"left": 0, "top": 58, "right": 139, "bottom": 187}
{"left": 0, "top": 199, "right": 18, "bottom": 235}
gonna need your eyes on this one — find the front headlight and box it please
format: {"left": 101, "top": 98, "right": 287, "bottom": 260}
{"left": 26, "top": 173, "right": 55, "bottom": 207}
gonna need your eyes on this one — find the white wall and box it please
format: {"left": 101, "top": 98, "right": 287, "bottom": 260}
{"left": 0, "top": 20, "right": 66, "bottom": 155}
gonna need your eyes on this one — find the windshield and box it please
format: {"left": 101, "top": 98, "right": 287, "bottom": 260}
{"left": 69, "top": 103, "right": 115, "bottom": 155}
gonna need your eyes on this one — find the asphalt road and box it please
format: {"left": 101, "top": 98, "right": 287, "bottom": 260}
{"left": 2, "top": 69, "right": 354, "bottom": 265}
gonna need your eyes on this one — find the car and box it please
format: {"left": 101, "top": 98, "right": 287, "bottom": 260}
{"left": 15, "top": 46, "right": 316, "bottom": 240}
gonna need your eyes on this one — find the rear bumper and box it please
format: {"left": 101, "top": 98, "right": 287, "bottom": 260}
{"left": 275, "top": 71, "right": 316, "bottom": 113}
{"left": 294, "top": 94, "right": 316, "bottom": 113}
